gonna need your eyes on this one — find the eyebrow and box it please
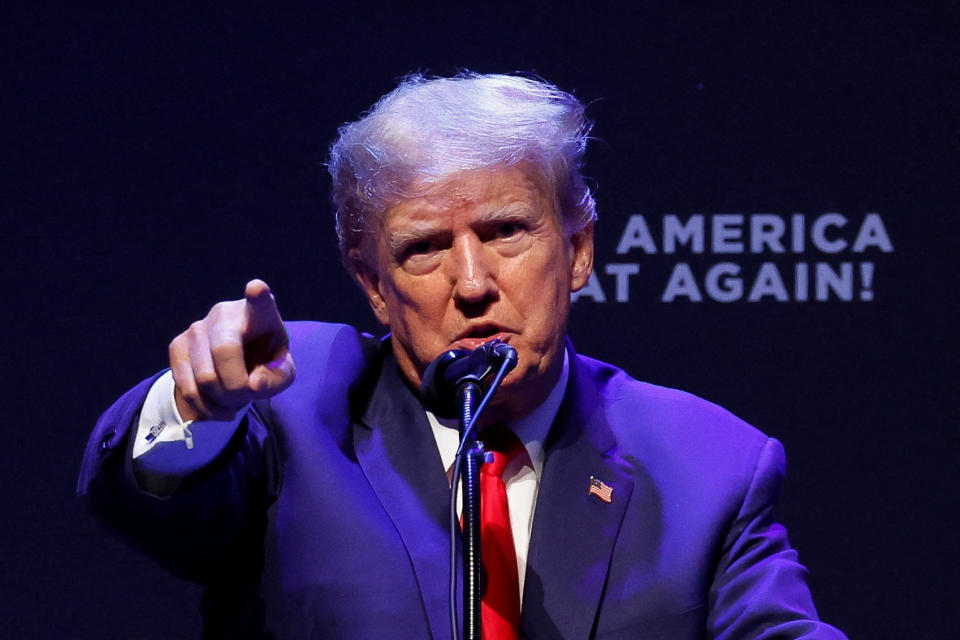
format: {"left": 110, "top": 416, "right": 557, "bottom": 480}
{"left": 384, "top": 222, "right": 448, "bottom": 255}
{"left": 474, "top": 202, "right": 536, "bottom": 225}
{"left": 384, "top": 202, "right": 538, "bottom": 253}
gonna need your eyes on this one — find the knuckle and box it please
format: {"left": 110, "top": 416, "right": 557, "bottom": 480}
{"left": 170, "top": 328, "right": 193, "bottom": 351}
{"left": 179, "top": 389, "right": 203, "bottom": 412}
{"left": 221, "top": 377, "right": 247, "bottom": 394}
{"left": 208, "top": 299, "right": 241, "bottom": 321}
{"left": 209, "top": 341, "right": 237, "bottom": 361}
{"left": 210, "top": 320, "right": 243, "bottom": 343}
{"left": 186, "top": 321, "right": 206, "bottom": 340}
{"left": 194, "top": 370, "right": 220, "bottom": 390}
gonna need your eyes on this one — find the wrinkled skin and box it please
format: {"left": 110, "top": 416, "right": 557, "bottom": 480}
{"left": 352, "top": 165, "right": 594, "bottom": 422}
{"left": 169, "top": 279, "right": 295, "bottom": 422}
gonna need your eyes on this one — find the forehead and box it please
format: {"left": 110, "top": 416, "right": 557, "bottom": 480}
{"left": 381, "top": 166, "right": 555, "bottom": 228}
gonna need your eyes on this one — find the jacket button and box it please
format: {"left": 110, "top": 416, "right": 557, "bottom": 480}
{"left": 98, "top": 432, "right": 115, "bottom": 457}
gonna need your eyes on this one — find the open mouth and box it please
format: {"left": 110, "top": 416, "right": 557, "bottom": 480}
{"left": 451, "top": 324, "right": 513, "bottom": 351}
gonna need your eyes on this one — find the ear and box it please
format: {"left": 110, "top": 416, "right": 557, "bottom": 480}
{"left": 568, "top": 223, "right": 595, "bottom": 292}
{"left": 349, "top": 248, "right": 391, "bottom": 326}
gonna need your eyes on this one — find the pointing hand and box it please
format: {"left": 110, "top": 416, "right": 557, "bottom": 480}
{"left": 168, "top": 279, "right": 296, "bottom": 422}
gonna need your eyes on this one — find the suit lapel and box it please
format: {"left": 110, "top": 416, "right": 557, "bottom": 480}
{"left": 353, "top": 353, "right": 453, "bottom": 640}
{"left": 521, "top": 351, "right": 635, "bottom": 639}
{"left": 351, "top": 344, "right": 634, "bottom": 639}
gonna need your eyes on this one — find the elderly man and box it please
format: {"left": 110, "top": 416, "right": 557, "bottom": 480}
{"left": 79, "top": 73, "right": 845, "bottom": 639}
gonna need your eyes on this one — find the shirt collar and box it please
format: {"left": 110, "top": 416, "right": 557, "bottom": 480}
{"left": 427, "top": 349, "right": 569, "bottom": 478}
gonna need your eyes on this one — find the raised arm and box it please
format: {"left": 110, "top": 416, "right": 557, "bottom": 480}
{"left": 78, "top": 280, "right": 295, "bottom": 582}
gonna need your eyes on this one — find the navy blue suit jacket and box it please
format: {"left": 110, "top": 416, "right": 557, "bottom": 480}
{"left": 79, "top": 322, "right": 845, "bottom": 639}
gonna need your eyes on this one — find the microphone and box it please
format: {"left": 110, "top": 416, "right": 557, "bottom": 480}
{"left": 420, "top": 339, "right": 518, "bottom": 418}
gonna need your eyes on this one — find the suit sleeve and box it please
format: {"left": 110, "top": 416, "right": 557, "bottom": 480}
{"left": 77, "top": 372, "right": 281, "bottom": 583}
{"left": 706, "top": 437, "right": 847, "bottom": 639}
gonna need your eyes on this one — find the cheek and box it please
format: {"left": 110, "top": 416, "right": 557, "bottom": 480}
{"left": 386, "top": 278, "right": 450, "bottom": 339}
{"left": 382, "top": 269, "right": 431, "bottom": 310}
{"left": 514, "top": 258, "right": 572, "bottom": 314}
{"left": 513, "top": 273, "right": 571, "bottom": 357}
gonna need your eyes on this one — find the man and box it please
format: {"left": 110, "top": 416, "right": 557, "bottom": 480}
{"left": 79, "top": 73, "right": 845, "bottom": 638}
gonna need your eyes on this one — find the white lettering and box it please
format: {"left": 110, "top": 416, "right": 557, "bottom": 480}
{"left": 795, "top": 262, "right": 809, "bottom": 301}
{"left": 815, "top": 262, "right": 853, "bottom": 300}
{"left": 750, "top": 215, "right": 786, "bottom": 253}
{"left": 852, "top": 213, "right": 894, "bottom": 252}
{"left": 791, "top": 214, "right": 805, "bottom": 253}
{"left": 662, "top": 263, "right": 702, "bottom": 302}
{"left": 705, "top": 262, "right": 742, "bottom": 302}
{"left": 663, "top": 215, "right": 704, "bottom": 253}
{"left": 712, "top": 214, "right": 744, "bottom": 253}
{"left": 605, "top": 263, "right": 640, "bottom": 302}
{"left": 860, "top": 262, "right": 875, "bottom": 300}
{"left": 616, "top": 215, "right": 657, "bottom": 254}
{"left": 570, "top": 271, "right": 606, "bottom": 303}
{"left": 811, "top": 213, "right": 848, "bottom": 253}
{"left": 747, "top": 262, "right": 789, "bottom": 301}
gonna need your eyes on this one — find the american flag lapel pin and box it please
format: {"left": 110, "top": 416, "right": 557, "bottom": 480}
{"left": 588, "top": 476, "right": 613, "bottom": 503}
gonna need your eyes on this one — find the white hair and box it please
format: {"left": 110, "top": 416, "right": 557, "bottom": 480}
{"left": 327, "top": 71, "right": 596, "bottom": 273}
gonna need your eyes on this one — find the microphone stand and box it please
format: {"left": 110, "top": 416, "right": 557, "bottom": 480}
{"left": 457, "top": 381, "right": 485, "bottom": 640}
{"left": 424, "top": 340, "right": 516, "bottom": 640}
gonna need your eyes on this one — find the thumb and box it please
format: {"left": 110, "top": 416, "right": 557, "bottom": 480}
{"left": 249, "top": 350, "right": 296, "bottom": 398}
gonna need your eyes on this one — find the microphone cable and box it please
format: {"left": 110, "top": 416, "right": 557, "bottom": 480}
{"left": 448, "top": 354, "right": 515, "bottom": 640}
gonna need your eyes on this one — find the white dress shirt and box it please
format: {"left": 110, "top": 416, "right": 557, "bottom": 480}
{"left": 426, "top": 351, "right": 568, "bottom": 600}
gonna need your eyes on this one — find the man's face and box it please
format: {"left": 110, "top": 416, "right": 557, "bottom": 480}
{"left": 352, "top": 165, "right": 593, "bottom": 420}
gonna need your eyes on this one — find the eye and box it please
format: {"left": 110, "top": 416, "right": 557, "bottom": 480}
{"left": 405, "top": 240, "right": 434, "bottom": 257}
{"left": 398, "top": 238, "right": 444, "bottom": 269}
{"left": 495, "top": 222, "right": 525, "bottom": 239}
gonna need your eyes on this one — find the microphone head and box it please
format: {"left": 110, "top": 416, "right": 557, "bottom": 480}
{"left": 420, "top": 348, "right": 469, "bottom": 418}
{"left": 419, "top": 339, "right": 517, "bottom": 419}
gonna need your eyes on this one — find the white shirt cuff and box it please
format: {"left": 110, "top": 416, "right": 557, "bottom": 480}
{"left": 132, "top": 370, "right": 193, "bottom": 459}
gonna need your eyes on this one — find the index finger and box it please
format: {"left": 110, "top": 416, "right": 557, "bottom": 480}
{"left": 243, "top": 279, "right": 285, "bottom": 335}
{"left": 241, "top": 278, "right": 289, "bottom": 368}
{"left": 245, "top": 278, "right": 277, "bottom": 313}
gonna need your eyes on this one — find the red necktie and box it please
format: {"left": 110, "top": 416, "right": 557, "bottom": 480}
{"left": 478, "top": 425, "right": 526, "bottom": 640}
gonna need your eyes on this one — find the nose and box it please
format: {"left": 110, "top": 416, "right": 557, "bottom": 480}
{"left": 449, "top": 234, "right": 498, "bottom": 307}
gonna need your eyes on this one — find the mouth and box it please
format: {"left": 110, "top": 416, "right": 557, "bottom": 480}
{"left": 450, "top": 323, "right": 515, "bottom": 351}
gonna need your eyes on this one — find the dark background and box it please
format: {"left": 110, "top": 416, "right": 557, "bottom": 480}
{"left": 5, "top": 3, "right": 958, "bottom": 637}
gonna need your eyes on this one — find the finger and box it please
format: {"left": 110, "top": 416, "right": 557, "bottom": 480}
{"left": 186, "top": 322, "right": 238, "bottom": 420}
{"left": 242, "top": 279, "right": 289, "bottom": 368}
{"left": 169, "top": 335, "right": 202, "bottom": 421}
{"left": 208, "top": 323, "right": 251, "bottom": 394}
{"left": 170, "top": 333, "right": 222, "bottom": 422}
{"left": 244, "top": 278, "right": 272, "bottom": 301}
{"left": 244, "top": 279, "right": 287, "bottom": 342}
{"left": 248, "top": 350, "right": 296, "bottom": 399}
{"left": 244, "top": 279, "right": 283, "bottom": 331}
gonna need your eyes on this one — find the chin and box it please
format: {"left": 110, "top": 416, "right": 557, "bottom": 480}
{"left": 502, "top": 356, "right": 555, "bottom": 400}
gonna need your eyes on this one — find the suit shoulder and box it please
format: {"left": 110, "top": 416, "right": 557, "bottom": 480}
{"left": 284, "top": 320, "right": 375, "bottom": 353}
{"left": 272, "top": 321, "right": 381, "bottom": 415}
{"left": 574, "top": 354, "right": 773, "bottom": 469}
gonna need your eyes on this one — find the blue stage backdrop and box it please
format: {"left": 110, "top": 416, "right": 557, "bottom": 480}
{"left": 5, "top": 4, "right": 957, "bottom": 638}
